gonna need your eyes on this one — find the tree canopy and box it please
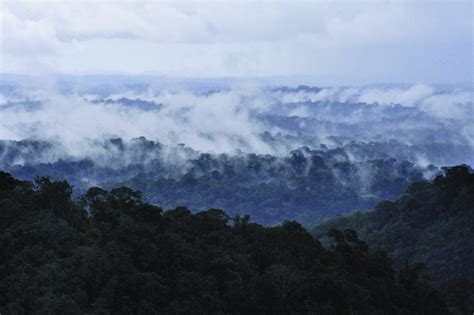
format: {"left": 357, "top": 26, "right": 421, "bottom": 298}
{"left": 0, "top": 171, "right": 448, "bottom": 314}
{"left": 313, "top": 165, "right": 474, "bottom": 314}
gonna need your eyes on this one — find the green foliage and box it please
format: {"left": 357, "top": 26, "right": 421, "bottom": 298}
{"left": 313, "top": 165, "right": 474, "bottom": 314}
{"left": 0, "top": 172, "right": 448, "bottom": 314}
{"left": 113, "top": 154, "right": 422, "bottom": 226}
{"left": 7, "top": 140, "right": 426, "bottom": 226}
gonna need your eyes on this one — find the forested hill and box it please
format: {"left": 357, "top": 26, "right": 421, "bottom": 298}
{"left": 3, "top": 138, "right": 430, "bottom": 226}
{"left": 0, "top": 172, "right": 447, "bottom": 314}
{"left": 313, "top": 165, "right": 474, "bottom": 314}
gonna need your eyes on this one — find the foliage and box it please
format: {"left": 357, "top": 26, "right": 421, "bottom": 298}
{"left": 313, "top": 165, "right": 474, "bottom": 314}
{"left": 3, "top": 138, "right": 428, "bottom": 226}
{"left": 0, "top": 171, "right": 448, "bottom": 314}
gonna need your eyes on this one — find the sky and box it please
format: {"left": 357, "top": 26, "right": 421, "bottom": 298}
{"left": 0, "top": 0, "right": 472, "bottom": 85}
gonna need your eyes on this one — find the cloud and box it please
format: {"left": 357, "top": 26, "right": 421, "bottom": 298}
{"left": 1, "top": 0, "right": 472, "bottom": 83}
{"left": 273, "top": 84, "right": 473, "bottom": 119}
{"left": 288, "top": 106, "right": 310, "bottom": 118}
{"left": 421, "top": 91, "right": 473, "bottom": 119}
{"left": 0, "top": 87, "right": 277, "bottom": 156}
{"left": 0, "top": 79, "right": 472, "bottom": 172}
{"left": 356, "top": 85, "right": 434, "bottom": 107}
{"left": 0, "top": 81, "right": 472, "bottom": 155}
{"left": 0, "top": 9, "right": 61, "bottom": 56}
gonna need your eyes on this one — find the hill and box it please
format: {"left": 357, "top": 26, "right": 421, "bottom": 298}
{"left": 0, "top": 172, "right": 447, "bottom": 314}
{"left": 313, "top": 165, "right": 474, "bottom": 314}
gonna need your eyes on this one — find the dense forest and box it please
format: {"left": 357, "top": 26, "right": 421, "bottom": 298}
{"left": 113, "top": 144, "right": 428, "bottom": 225}
{"left": 2, "top": 138, "right": 431, "bottom": 226}
{"left": 0, "top": 171, "right": 449, "bottom": 314}
{"left": 313, "top": 165, "right": 474, "bottom": 314}
{"left": 2, "top": 0, "right": 473, "bottom": 310}
{"left": 1, "top": 83, "right": 472, "bottom": 227}
{"left": 1, "top": 80, "right": 472, "bottom": 313}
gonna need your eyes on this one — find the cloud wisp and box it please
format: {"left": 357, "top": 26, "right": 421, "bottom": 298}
{"left": 0, "top": 81, "right": 472, "bottom": 165}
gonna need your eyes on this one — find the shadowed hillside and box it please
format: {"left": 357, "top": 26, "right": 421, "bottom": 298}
{"left": 0, "top": 172, "right": 448, "bottom": 314}
{"left": 313, "top": 165, "right": 474, "bottom": 314}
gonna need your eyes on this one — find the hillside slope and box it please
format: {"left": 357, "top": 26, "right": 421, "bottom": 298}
{"left": 0, "top": 172, "right": 447, "bottom": 314}
{"left": 313, "top": 165, "right": 474, "bottom": 314}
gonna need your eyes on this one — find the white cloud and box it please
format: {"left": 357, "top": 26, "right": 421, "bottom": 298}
{"left": 0, "top": 82, "right": 472, "bottom": 166}
{"left": 0, "top": 88, "right": 276, "bottom": 155}
{"left": 357, "top": 85, "right": 434, "bottom": 107}
{"left": 421, "top": 91, "right": 473, "bottom": 119}
{"left": 0, "top": 8, "right": 62, "bottom": 55}
{"left": 1, "top": 0, "right": 472, "bottom": 83}
{"left": 270, "top": 84, "right": 473, "bottom": 119}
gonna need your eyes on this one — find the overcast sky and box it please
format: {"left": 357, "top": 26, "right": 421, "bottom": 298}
{"left": 0, "top": 0, "right": 472, "bottom": 84}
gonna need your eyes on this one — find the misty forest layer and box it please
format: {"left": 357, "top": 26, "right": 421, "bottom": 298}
{"left": 0, "top": 171, "right": 453, "bottom": 314}
{"left": 0, "top": 79, "right": 473, "bottom": 313}
{"left": 2, "top": 0, "right": 473, "bottom": 313}
{"left": 1, "top": 80, "right": 472, "bottom": 226}
{"left": 2, "top": 138, "right": 431, "bottom": 225}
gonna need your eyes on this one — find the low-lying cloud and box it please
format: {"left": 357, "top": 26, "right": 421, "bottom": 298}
{"left": 0, "top": 80, "right": 472, "bottom": 167}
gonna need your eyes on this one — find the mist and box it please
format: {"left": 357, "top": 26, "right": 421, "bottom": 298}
{"left": 1, "top": 77, "right": 472, "bottom": 163}
{"left": 0, "top": 76, "right": 472, "bottom": 224}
